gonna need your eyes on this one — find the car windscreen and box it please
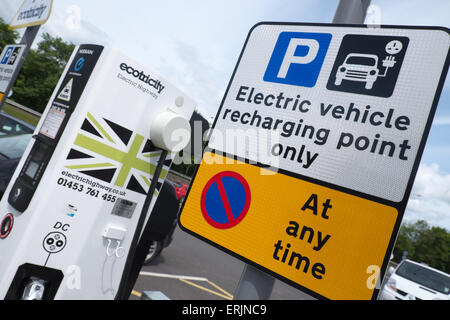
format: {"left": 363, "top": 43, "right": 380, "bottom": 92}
{"left": 346, "top": 56, "right": 377, "bottom": 66}
{"left": 0, "top": 134, "right": 32, "bottom": 159}
{"left": 396, "top": 261, "right": 450, "bottom": 295}
{"left": 0, "top": 115, "right": 34, "bottom": 135}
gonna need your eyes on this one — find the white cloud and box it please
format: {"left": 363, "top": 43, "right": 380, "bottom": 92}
{"left": 0, "top": 1, "right": 113, "bottom": 48}
{"left": 151, "top": 39, "right": 230, "bottom": 120}
{"left": 405, "top": 163, "right": 450, "bottom": 230}
{"left": 39, "top": 5, "right": 113, "bottom": 47}
{"left": 0, "top": 1, "right": 15, "bottom": 22}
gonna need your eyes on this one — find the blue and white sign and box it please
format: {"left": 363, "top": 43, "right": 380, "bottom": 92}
{"left": 1, "top": 47, "right": 14, "bottom": 65}
{"left": 0, "top": 44, "right": 26, "bottom": 95}
{"left": 208, "top": 23, "right": 449, "bottom": 203}
{"left": 264, "top": 32, "right": 332, "bottom": 88}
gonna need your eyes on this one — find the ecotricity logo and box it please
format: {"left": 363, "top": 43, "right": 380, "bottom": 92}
{"left": 16, "top": 4, "right": 48, "bottom": 21}
{"left": 119, "top": 63, "right": 165, "bottom": 94}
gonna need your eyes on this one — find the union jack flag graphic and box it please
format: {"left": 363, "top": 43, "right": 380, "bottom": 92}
{"left": 65, "top": 112, "right": 172, "bottom": 195}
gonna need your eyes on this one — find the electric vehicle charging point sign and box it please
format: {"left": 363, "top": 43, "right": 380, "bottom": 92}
{"left": 0, "top": 44, "right": 26, "bottom": 101}
{"left": 179, "top": 23, "right": 450, "bottom": 300}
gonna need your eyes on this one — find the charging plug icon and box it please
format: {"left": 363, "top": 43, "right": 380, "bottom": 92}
{"left": 328, "top": 35, "right": 409, "bottom": 97}
{"left": 379, "top": 55, "right": 397, "bottom": 77}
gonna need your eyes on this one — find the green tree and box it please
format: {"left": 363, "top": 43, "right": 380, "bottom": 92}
{"left": 393, "top": 220, "right": 450, "bottom": 273}
{"left": 170, "top": 109, "right": 210, "bottom": 177}
{"left": 414, "top": 225, "right": 450, "bottom": 273}
{"left": 393, "top": 223, "right": 416, "bottom": 261}
{"left": 12, "top": 33, "right": 75, "bottom": 112}
{"left": 0, "top": 17, "right": 19, "bottom": 52}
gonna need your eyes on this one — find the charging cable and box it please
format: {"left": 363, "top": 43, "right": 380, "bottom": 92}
{"left": 106, "top": 239, "right": 125, "bottom": 258}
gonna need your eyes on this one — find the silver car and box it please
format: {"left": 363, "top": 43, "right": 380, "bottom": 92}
{"left": 0, "top": 112, "right": 35, "bottom": 136}
{"left": 380, "top": 259, "right": 450, "bottom": 300}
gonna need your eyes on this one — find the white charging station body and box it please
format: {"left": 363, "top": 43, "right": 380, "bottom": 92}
{"left": 0, "top": 45, "right": 195, "bottom": 299}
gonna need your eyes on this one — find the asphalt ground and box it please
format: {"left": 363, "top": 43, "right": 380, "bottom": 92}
{"left": 131, "top": 226, "right": 315, "bottom": 300}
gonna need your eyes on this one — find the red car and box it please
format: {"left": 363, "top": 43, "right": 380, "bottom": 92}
{"left": 172, "top": 181, "right": 188, "bottom": 203}
{"left": 141, "top": 179, "right": 188, "bottom": 264}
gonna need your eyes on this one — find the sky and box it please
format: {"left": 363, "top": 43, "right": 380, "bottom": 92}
{"left": 1, "top": 0, "right": 449, "bottom": 230}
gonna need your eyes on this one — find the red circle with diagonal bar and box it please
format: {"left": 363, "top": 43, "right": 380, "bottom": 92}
{"left": 200, "top": 171, "right": 251, "bottom": 229}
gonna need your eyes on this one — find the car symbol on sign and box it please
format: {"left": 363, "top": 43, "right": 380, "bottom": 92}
{"left": 334, "top": 53, "right": 379, "bottom": 90}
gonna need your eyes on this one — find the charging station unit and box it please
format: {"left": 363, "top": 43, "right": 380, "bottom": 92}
{"left": 0, "top": 44, "right": 195, "bottom": 299}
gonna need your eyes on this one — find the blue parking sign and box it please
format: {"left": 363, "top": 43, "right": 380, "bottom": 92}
{"left": 264, "top": 32, "right": 332, "bottom": 88}
{"left": 1, "top": 47, "right": 14, "bottom": 65}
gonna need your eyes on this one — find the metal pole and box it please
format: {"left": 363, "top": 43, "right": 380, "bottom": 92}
{"left": 0, "top": 25, "right": 41, "bottom": 112}
{"left": 233, "top": 0, "right": 372, "bottom": 301}
{"left": 115, "top": 150, "right": 169, "bottom": 300}
{"left": 333, "top": 0, "right": 371, "bottom": 24}
{"left": 234, "top": 264, "right": 275, "bottom": 300}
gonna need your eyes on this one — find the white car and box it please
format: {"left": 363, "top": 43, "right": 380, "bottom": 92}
{"left": 334, "top": 53, "right": 379, "bottom": 89}
{"left": 379, "top": 259, "right": 450, "bottom": 300}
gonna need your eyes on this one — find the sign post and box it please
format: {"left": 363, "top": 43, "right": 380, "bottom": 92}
{"left": 234, "top": 0, "right": 372, "bottom": 300}
{"left": 332, "top": 0, "right": 371, "bottom": 24}
{"left": 179, "top": 15, "right": 449, "bottom": 300}
{"left": 0, "top": 26, "right": 40, "bottom": 111}
{"left": 0, "top": 0, "right": 53, "bottom": 112}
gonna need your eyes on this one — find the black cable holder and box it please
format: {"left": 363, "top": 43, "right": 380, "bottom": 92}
{"left": 115, "top": 149, "right": 168, "bottom": 300}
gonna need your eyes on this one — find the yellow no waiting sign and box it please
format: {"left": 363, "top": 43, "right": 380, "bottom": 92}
{"left": 180, "top": 152, "right": 398, "bottom": 300}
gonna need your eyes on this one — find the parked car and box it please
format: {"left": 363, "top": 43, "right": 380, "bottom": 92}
{"left": 0, "top": 133, "right": 33, "bottom": 199}
{"left": 0, "top": 112, "right": 35, "bottom": 136}
{"left": 172, "top": 180, "right": 188, "bottom": 204}
{"left": 141, "top": 179, "right": 184, "bottom": 264}
{"left": 379, "top": 259, "right": 450, "bottom": 300}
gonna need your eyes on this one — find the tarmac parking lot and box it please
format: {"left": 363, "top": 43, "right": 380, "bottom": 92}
{"left": 132, "top": 226, "right": 315, "bottom": 300}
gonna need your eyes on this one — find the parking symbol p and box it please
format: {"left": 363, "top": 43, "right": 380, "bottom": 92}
{"left": 264, "top": 32, "right": 332, "bottom": 88}
{"left": 1, "top": 47, "right": 13, "bottom": 65}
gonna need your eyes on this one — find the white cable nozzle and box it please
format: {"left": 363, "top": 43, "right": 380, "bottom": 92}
{"left": 150, "top": 111, "right": 191, "bottom": 152}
